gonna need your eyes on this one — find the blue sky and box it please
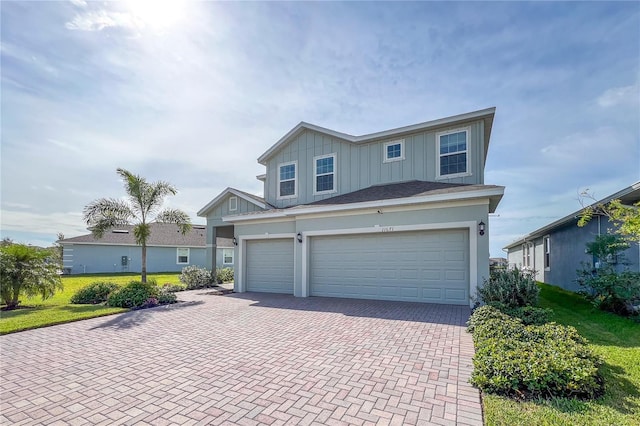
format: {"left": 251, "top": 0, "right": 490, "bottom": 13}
{"left": 1, "top": 1, "right": 639, "bottom": 257}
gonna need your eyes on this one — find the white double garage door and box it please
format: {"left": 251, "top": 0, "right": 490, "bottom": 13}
{"left": 245, "top": 229, "right": 469, "bottom": 305}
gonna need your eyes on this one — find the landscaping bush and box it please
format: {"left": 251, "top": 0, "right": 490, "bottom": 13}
{"left": 215, "top": 267, "right": 234, "bottom": 284}
{"left": 70, "top": 281, "right": 120, "bottom": 304}
{"left": 577, "top": 268, "right": 640, "bottom": 317}
{"left": 157, "top": 290, "right": 177, "bottom": 305}
{"left": 179, "top": 265, "right": 213, "bottom": 289}
{"left": 487, "top": 302, "right": 553, "bottom": 325}
{"left": 161, "top": 282, "right": 187, "bottom": 293}
{"left": 468, "top": 306, "right": 603, "bottom": 399}
{"left": 478, "top": 267, "right": 539, "bottom": 307}
{"left": 107, "top": 280, "right": 158, "bottom": 309}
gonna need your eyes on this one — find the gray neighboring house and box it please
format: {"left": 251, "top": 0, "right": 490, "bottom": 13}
{"left": 199, "top": 107, "right": 505, "bottom": 306}
{"left": 504, "top": 182, "right": 640, "bottom": 292}
{"left": 58, "top": 223, "right": 229, "bottom": 275}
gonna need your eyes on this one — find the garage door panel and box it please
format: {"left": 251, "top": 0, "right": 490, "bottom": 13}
{"left": 246, "top": 239, "right": 294, "bottom": 294}
{"left": 310, "top": 229, "right": 469, "bottom": 305}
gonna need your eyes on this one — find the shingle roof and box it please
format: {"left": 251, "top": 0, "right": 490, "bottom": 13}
{"left": 60, "top": 223, "right": 207, "bottom": 247}
{"left": 307, "top": 181, "right": 472, "bottom": 205}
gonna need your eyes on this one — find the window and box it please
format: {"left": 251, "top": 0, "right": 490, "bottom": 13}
{"left": 383, "top": 140, "right": 405, "bottom": 163}
{"left": 544, "top": 236, "right": 550, "bottom": 269}
{"left": 436, "top": 128, "right": 470, "bottom": 178}
{"left": 314, "top": 154, "right": 336, "bottom": 194}
{"left": 222, "top": 248, "right": 234, "bottom": 265}
{"left": 522, "top": 242, "right": 533, "bottom": 269}
{"left": 278, "top": 161, "right": 297, "bottom": 199}
{"left": 177, "top": 248, "right": 190, "bottom": 264}
{"left": 229, "top": 196, "right": 237, "bottom": 211}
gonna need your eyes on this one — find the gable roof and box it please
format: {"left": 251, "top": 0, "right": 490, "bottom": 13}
{"left": 257, "top": 107, "right": 496, "bottom": 165}
{"left": 197, "top": 187, "right": 269, "bottom": 217}
{"left": 503, "top": 181, "right": 640, "bottom": 250}
{"left": 223, "top": 180, "right": 504, "bottom": 223}
{"left": 60, "top": 223, "right": 207, "bottom": 247}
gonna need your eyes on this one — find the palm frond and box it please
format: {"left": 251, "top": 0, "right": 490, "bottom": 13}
{"left": 156, "top": 208, "right": 192, "bottom": 234}
{"left": 82, "top": 198, "right": 135, "bottom": 238}
{"left": 133, "top": 223, "right": 151, "bottom": 246}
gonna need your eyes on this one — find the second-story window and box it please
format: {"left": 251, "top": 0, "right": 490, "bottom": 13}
{"left": 384, "top": 140, "right": 405, "bottom": 163}
{"left": 278, "top": 161, "right": 297, "bottom": 199}
{"left": 314, "top": 154, "right": 336, "bottom": 194}
{"left": 437, "top": 128, "right": 470, "bottom": 178}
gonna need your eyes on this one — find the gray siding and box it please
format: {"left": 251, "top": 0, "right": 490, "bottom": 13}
{"left": 216, "top": 247, "right": 235, "bottom": 271}
{"left": 62, "top": 244, "right": 206, "bottom": 274}
{"left": 264, "top": 120, "right": 486, "bottom": 208}
{"left": 507, "top": 216, "right": 640, "bottom": 292}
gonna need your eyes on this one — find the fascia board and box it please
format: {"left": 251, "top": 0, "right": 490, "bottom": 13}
{"left": 223, "top": 187, "right": 505, "bottom": 223}
{"left": 197, "top": 188, "right": 266, "bottom": 216}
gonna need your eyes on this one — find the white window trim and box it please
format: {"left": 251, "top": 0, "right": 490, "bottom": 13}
{"left": 543, "top": 235, "right": 551, "bottom": 271}
{"left": 313, "top": 153, "right": 337, "bottom": 195}
{"left": 176, "top": 248, "right": 190, "bottom": 265}
{"left": 435, "top": 127, "right": 472, "bottom": 180}
{"left": 383, "top": 139, "right": 405, "bottom": 163}
{"left": 229, "top": 196, "right": 238, "bottom": 212}
{"left": 277, "top": 160, "right": 297, "bottom": 200}
{"left": 222, "top": 248, "right": 234, "bottom": 265}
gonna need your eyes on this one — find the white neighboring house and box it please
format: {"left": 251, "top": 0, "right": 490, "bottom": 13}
{"left": 59, "top": 223, "right": 233, "bottom": 274}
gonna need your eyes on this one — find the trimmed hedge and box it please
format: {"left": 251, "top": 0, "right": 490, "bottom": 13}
{"left": 468, "top": 306, "right": 603, "bottom": 399}
{"left": 487, "top": 302, "right": 553, "bottom": 326}
{"left": 70, "top": 281, "right": 119, "bottom": 304}
{"left": 478, "top": 267, "right": 539, "bottom": 307}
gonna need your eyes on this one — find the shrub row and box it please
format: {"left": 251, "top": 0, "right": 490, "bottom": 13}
{"left": 478, "top": 267, "right": 539, "bottom": 307}
{"left": 215, "top": 267, "right": 234, "bottom": 284}
{"left": 71, "top": 280, "right": 177, "bottom": 309}
{"left": 468, "top": 306, "right": 603, "bottom": 399}
{"left": 179, "top": 265, "right": 214, "bottom": 289}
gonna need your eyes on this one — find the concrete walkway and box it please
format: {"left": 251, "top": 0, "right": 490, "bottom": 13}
{"left": 0, "top": 291, "right": 483, "bottom": 425}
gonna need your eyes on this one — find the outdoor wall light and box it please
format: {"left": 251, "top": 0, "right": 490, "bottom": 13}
{"left": 478, "top": 221, "right": 486, "bottom": 236}
{"left": 233, "top": 237, "right": 238, "bottom": 246}
{"left": 297, "top": 232, "right": 303, "bottom": 243}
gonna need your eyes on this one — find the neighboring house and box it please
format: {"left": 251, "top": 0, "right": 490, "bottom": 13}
{"left": 59, "top": 223, "right": 219, "bottom": 274}
{"left": 504, "top": 182, "right": 640, "bottom": 292}
{"left": 199, "top": 107, "right": 505, "bottom": 306}
{"left": 489, "top": 257, "right": 508, "bottom": 268}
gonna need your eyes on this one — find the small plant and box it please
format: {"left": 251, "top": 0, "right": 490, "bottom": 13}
{"left": 107, "top": 280, "right": 158, "bottom": 308}
{"left": 161, "top": 282, "right": 187, "bottom": 293}
{"left": 157, "top": 290, "right": 177, "bottom": 305}
{"left": 179, "top": 265, "right": 213, "bottom": 289}
{"left": 478, "top": 267, "right": 539, "bottom": 307}
{"left": 215, "top": 267, "right": 234, "bottom": 284}
{"left": 70, "top": 281, "right": 120, "bottom": 304}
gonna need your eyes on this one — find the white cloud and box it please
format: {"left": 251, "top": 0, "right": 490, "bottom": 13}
{"left": 597, "top": 83, "right": 640, "bottom": 107}
{"left": 65, "top": 10, "right": 140, "bottom": 32}
{"left": 69, "top": 0, "right": 87, "bottom": 8}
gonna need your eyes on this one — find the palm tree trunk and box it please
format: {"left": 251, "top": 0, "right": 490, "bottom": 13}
{"left": 141, "top": 242, "right": 147, "bottom": 283}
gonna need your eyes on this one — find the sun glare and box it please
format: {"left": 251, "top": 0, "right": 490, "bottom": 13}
{"left": 126, "top": 0, "right": 186, "bottom": 29}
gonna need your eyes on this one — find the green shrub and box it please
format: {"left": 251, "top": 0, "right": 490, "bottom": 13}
{"left": 157, "top": 290, "right": 177, "bottom": 305}
{"left": 577, "top": 268, "right": 640, "bottom": 317}
{"left": 162, "top": 282, "right": 187, "bottom": 293}
{"left": 107, "top": 280, "right": 158, "bottom": 309}
{"left": 215, "top": 267, "right": 234, "bottom": 284}
{"left": 478, "top": 267, "right": 539, "bottom": 307}
{"left": 70, "top": 281, "right": 119, "bottom": 304}
{"left": 179, "top": 265, "right": 213, "bottom": 289}
{"left": 468, "top": 306, "right": 603, "bottom": 399}
{"left": 487, "top": 302, "right": 553, "bottom": 325}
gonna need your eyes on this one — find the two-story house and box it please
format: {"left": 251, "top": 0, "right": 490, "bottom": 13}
{"left": 198, "top": 107, "right": 504, "bottom": 306}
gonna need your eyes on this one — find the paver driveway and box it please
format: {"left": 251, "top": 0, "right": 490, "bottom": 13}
{"left": 1, "top": 291, "right": 483, "bottom": 426}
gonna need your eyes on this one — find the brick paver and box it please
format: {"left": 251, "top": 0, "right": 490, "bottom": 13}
{"left": 0, "top": 292, "right": 482, "bottom": 425}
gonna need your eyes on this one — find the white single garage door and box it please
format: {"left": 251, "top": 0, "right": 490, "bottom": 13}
{"left": 310, "top": 229, "right": 469, "bottom": 305}
{"left": 246, "top": 239, "right": 294, "bottom": 294}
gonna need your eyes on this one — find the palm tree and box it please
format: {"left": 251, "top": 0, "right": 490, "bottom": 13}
{"left": 83, "top": 168, "right": 192, "bottom": 283}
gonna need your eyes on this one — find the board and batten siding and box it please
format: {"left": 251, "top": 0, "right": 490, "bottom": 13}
{"left": 264, "top": 120, "right": 486, "bottom": 208}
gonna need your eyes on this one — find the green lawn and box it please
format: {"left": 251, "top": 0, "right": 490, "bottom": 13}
{"left": 0, "top": 273, "right": 182, "bottom": 335}
{"left": 483, "top": 283, "right": 640, "bottom": 425}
